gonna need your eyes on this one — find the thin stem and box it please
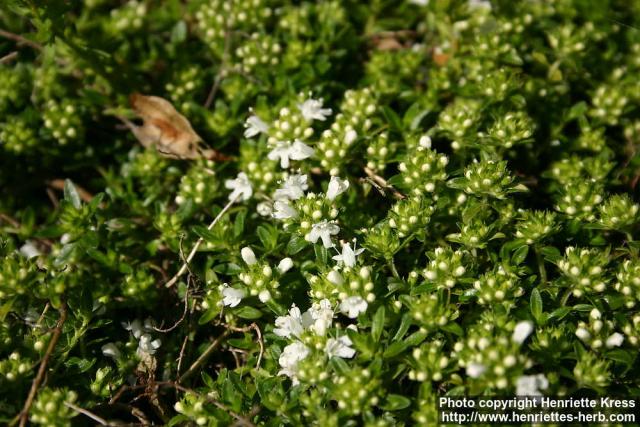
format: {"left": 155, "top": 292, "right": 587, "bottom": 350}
{"left": 16, "top": 301, "right": 68, "bottom": 427}
{"left": 63, "top": 401, "right": 109, "bottom": 426}
{"left": 204, "top": 29, "right": 232, "bottom": 108}
{"left": 165, "top": 195, "right": 239, "bottom": 288}
{"left": 0, "top": 29, "right": 43, "bottom": 51}
{"left": 387, "top": 258, "right": 400, "bottom": 279}
{"left": 0, "top": 51, "right": 18, "bottom": 64}
{"left": 178, "top": 329, "right": 231, "bottom": 384}
{"left": 560, "top": 288, "right": 573, "bottom": 306}
{"left": 535, "top": 246, "right": 547, "bottom": 286}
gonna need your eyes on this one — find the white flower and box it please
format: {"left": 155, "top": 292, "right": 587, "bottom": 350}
{"left": 138, "top": 334, "right": 161, "bottom": 355}
{"left": 268, "top": 140, "right": 314, "bottom": 168}
{"left": 327, "top": 270, "right": 344, "bottom": 285}
{"left": 466, "top": 362, "right": 486, "bottom": 378}
{"left": 123, "top": 319, "right": 145, "bottom": 339}
{"left": 344, "top": 129, "right": 358, "bottom": 145}
{"left": 325, "top": 335, "right": 356, "bottom": 359}
{"left": 306, "top": 220, "right": 340, "bottom": 248}
{"left": 273, "top": 200, "right": 298, "bottom": 219}
{"left": 244, "top": 114, "right": 269, "bottom": 138}
{"left": 274, "top": 174, "right": 308, "bottom": 200}
{"left": 221, "top": 286, "right": 245, "bottom": 307}
{"left": 277, "top": 257, "right": 294, "bottom": 274}
{"left": 606, "top": 332, "right": 624, "bottom": 348}
{"left": 575, "top": 327, "right": 591, "bottom": 341}
{"left": 257, "top": 201, "right": 273, "bottom": 216}
{"left": 516, "top": 374, "right": 548, "bottom": 396}
{"left": 225, "top": 172, "right": 253, "bottom": 201}
{"left": 274, "top": 305, "right": 307, "bottom": 338}
{"left": 512, "top": 321, "right": 534, "bottom": 344}
{"left": 298, "top": 98, "right": 332, "bottom": 122}
{"left": 307, "top": 299, "right": 334, "bottom": 335}
{"left": 332, "top": 240, "right": 364, "bottom": 268}
{"left": 278, "top": 342, "right": 310, "bottom": 380}
{"left": 326, "top": 176, "right": 349, "bottom": 201}
{"left": 409, "top": 0, "right": 429, "bottom": 5}
{"left": 468, "top": 0, "right": 491, "bottom": 10}
{"left": 19, "top": 241, "right": 40, "bottom": 259}
{"left": 339, "top": 296, "right": 368, "bottom": 318}
{"left": 419, "top": 135, "right": 432, "bottom": 148}
{"left": 240, "top": 247, "right": 257, "bottom": 265}
{"left": 101, "top": 343, "right": 121, "bottom": 359}
{"left": 258, "top": 290, "right": 271, "bottom": 303}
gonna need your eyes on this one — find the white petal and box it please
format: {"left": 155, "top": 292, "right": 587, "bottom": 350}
{"left": 512, "top": 321, "right": 534, "bottom": 344}
{"left": 606, "top": 332, "right": 624, "bottom": 348}
{"left": 278, "top": 257, "right": 294, "bottom": 274}
{"left": 241, "top": 247, "right": 257, "bottom": 265}
{"left": 326, "top": 176, "right": 349, "bottom": 201}
{"left": 289, "top": 140, "right": 315, "bottom": 160}
{"left": 466, "top": 362, "right": 486, "bottom": 378}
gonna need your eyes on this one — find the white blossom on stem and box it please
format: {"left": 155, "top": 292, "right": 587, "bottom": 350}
{"left": 305, "top": 220, "right": 340, "bottom": 248}
{"left": 225, "top": 172, "right": 253, "bottom": 201}
{"left": 273, "top": 200, "right": 298, "bottom": 219}
{"left": 326, "top": 176, "right": 349, "bottom": 201}
{"left": 268, "top": 140, "right": 314, "bottom": 168}
{"left": 244, "top": 114, "right": 269, "bottom": 138}
{"left": 332, "top": 240, "right": 364, "bottom": 268}
{"left": 339, "top": 295, "right": 368, "bottom": 318}
{"left": 298, "top": 98, "right": 332, "bottom": 122}
{"left": 274, "top": 174, "right": 308, "bottom": 200}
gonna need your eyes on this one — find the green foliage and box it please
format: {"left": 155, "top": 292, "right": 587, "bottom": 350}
{"left": 1, "top": 0, "right": 640, "bottom": 425}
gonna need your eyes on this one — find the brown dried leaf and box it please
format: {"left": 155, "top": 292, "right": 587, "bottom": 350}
{"left": 129, "top": 93, "right": 205, "bottom": 160}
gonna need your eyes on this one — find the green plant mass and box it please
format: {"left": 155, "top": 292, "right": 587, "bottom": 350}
{"left": 1, "top": 0, "right": 640, "bottom": 425}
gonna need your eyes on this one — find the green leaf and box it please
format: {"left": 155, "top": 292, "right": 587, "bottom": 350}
{"left": 547, "top": 307, "right": 571, "bottom": 322}
{"left": 257, "top": 225, "right": 271, "bottom": 247}
{"left": 193, "top": 225, "right": 217, "bottom": 243}
{"left": 382, "top": 106, "right": 403, "bottom": 131}
{"left": 530, "top": 288, "right": 543, "bottom": 322}
{"left": 314, "top": 244, "right": 328, "bottom": 265}
{"left": 540, "top": 246, "right": 562, "bottom": 263}
{"left": 512, "top": 245, "right": 529, "bottom": 266}
{"left": 234, "top": 210, "right": 246, "bottom": 238}
{"left": 170, "top": 20, "right": 187, "bottom": 43}
{"left": 392, "top": 313, "right": 412, "bottom": 341}
{"left": 371, "top": 306, "right": 386, "bottom": 343}
{"left": 235, "top": 306, "right": 263, "bottom": 319}
{"left": 383, "top": 340, "right": 408, "bottom": 358}
{"left": 287, "top": 235, "right": 308, "bottom": 255}
{"left": 64, "top": 179, "right": 82, "bottom": 209}
{"left": 381, "top": 394, "right": 411, "bottom": 411}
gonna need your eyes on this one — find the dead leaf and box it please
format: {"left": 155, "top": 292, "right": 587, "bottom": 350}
{"left": 127, "top": 93, "right": 230, "bottom": 161}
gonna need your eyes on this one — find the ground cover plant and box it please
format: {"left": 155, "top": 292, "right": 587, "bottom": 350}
{"left": 1, "top": 0, "right": 640, "bottom": 425}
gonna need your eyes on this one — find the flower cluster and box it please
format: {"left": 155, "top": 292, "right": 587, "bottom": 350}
{"left": 2, "top": 0, "right": 640, "bottom": 425}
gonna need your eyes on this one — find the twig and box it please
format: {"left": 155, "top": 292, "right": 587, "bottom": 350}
{"left": 0, "top": 51, "right": 18, "bottom": 64}
{"left": 0, "top": 212, "right": 21, "bottom": 228}
{"left": 164, "top": 382, "right": 256, "bottom": 427}
{"left": 17, "top": 300, "right": 68, "bottom": 427}
{"left": 204, "top": 29, "right": 232, "bottom": 108}
{"left": 231, "top": 406, "right": 261, "bottom": 427}
{"left": 165, "top": 195, "right": 239, "bottom": 288}
{"left": 176, "top": 334, "right": 189, "bottom": 378}
{"left": 34, "top": 302, "right": 50, "bottom": 330}
{"left": 363, "top": 167, "right": 406, "bottom": 199}
{"left": 224, "top": 323, "right": 264, "bottom": 369}
{"left": 152, "top": 282, "right": 189, "bottom": 333}
{"left": 178, "top": 329, "right": 231, "bottom": 383}
{"left": 63, "top": 401, "right": 110, "bottom": 426}
{"left": 0, "top": 29, "right": 43, "bottom": 51}
{"left": 45, "top": 187, "right": 60, "bottom": 209}
{"left": 47, "top": 179, "right": 95, "bottom": 203}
